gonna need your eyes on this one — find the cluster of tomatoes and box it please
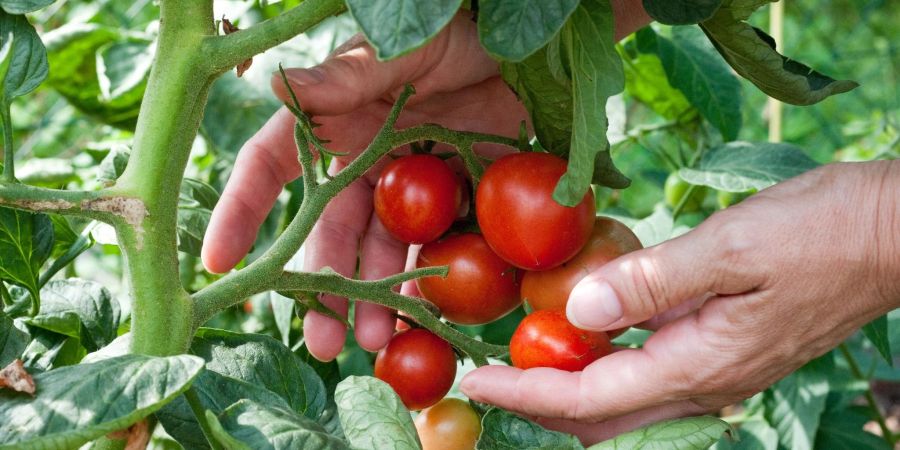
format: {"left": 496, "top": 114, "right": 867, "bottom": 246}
{"left": 370, "top": 151, "right": 642, "bottom": 447}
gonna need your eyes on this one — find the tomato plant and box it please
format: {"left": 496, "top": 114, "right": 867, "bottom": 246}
{"left": 664, "top": 173, "right": 708, "bottom": 213}
{"left": 414, "top": 397, "right": 482, "bottom": 450}
{"left": 416, "top": 233, "right": 521, "bottom": 325}
{"left": 509, "top": 310, "right": 613, "bottom": 371}
{"left": 476, "top": 152, "right": 595, "bottom": 271}
{"left": 374, "top": 328, "right": 458, "bottom": 411}
{"left": 374, "top": 154, "right": 462, "bottom": 244}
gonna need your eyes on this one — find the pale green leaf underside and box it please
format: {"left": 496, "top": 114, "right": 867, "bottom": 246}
{"left": 678, "top": 141, "right": 819, "bottom": 192}
{"left": 589, "top": 416, "right": 733, "bottom": 449}
{"left": 335, "top": 376, "right": 420, "bottom": 450}
{"left": 209, "top": 400, "right": 348, "bottom": 450}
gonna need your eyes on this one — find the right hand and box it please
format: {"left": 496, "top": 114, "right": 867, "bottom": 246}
{"left": 201, "top": 12, "right": 527, "bottom": 361}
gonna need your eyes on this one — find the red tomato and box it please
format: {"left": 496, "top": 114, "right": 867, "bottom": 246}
{"left": 509, "top": 310, "right": 612, "bottom": 371}
{"left": 475, "top": 152, "right": 595, "bottom": 271}
{"left": 374, "top": 328, "right": 457, "bottom": 410}
{"left": 415, "top": 398, "right": 482, "bottom": 450}
{"left": 374, "top": 154, "right": 462, "bottom": 244}
{"left": 521, "top": 217, "right": 642, "bottom": 312}
{"left": 416, "top": 233, "right": 521, "bottom": 325}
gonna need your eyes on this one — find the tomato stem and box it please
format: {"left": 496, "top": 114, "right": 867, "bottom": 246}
{"left": 838, "top": 343, "right": 895, "bottom": 445}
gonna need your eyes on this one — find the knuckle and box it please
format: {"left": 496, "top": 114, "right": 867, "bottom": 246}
{"left": 626, "top": 255, "right": 675, "bottom": 317}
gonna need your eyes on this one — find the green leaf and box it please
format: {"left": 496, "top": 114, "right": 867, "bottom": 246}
{"left": 18, "top": 326, "right": 76, "bottom": 371}
{"left": 477, "top": 407, "right": 583, "bottom": 449}
{"left": 0, "top": 0, "right": 55, "bottom": 14}
{"left": 622, "top": 44, "right": 696, "bottom": 121}
{"left": 157, "top": 369, "right": 295, "bottom": 450}
{"left": 0, "top": 207, "right": 53, "bottom": 307}
{"left": 96, "top": 38, "right": 154, "bottom": 107}
{"left": 699, "top": 2, "right": 858, "bottom": 106}
{"left": 763, "top": 357, "right": 831, "bottom": 450}
{"left": 96, "top": 143, "right": 131, "bottom": 184}
{"left": 814, "top": 408, "right": 892, "bottom": 450}
{"left": 24, "top": 279, "right": 120, "bottom": 352}
{"left": 678, "top": 141, "right": 819, "bottom": 192}
{"left": 16, "top": 158, "right": 79, "bottom": 186}
{"left": 334, "top": 375, "right": 421, "bottom": 450}
{"left": 208, "top": 400, "right": 349, "bottom": 450}
{"left": 270, "top": 292, "right": 294, "bottom": 347}
{"left": 177, "top": 178, "right": 220, "bottom": 257}
{"left": 631, "top": 207, "right": 675, "bottom": 247}
{"left": 553, "top": 0, "right": 628, "bottom": 206}
{"left": 202, "top": 72, "right": 281, "bottom": 158}
{"left": 478, "top": 0, "right": 579, "bottom": 62}
{"left": 642, "top": 0, "right": 723, "bottom": 25}
{"left": 861, "top": 315, "right": 892, "bottom": 367}
{"left": 191, "top": 328, "right": 327, "bottom": 421}
{"left": 0, "top": 310, "right": 28, "bottom": 365}
{"left": 0, "top": 354, "right": 205, "bottom": 450}
{"left": 346, "top": 0, "right": 461, "bottom": 60}
{"left": 0, "top": 12, "right": 48, "bottom": 101}
{"left": 640, "top": 26, "right": 742, "bottom": 141}
{"left": 713, "top": 419, "right": 778, "bottom": 450}
{"left": 589, "top": 416, "right": 733, "bottom": 449}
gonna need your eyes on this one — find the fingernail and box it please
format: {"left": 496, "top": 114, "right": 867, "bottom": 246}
{"left": 285, "top": 67, "right": 325, "bottom": 85}
{"left": 459, "top": 373, "right": 478, "bottom": 395}
{"left": 566, "top": 278, "right": 623, "bottom": 330}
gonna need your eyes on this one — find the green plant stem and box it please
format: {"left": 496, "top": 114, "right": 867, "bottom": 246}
{"left": 0, "top": 184, "right": 118, "bottom": 222}
{"left": 838, "top": 343, "right": 894, "bottom": 444}
{"left": 185, "top": 388, "right": 225, "bottom": 450}
{"left": 1, "top": 103, "right": 13, "bottom": 182}
{"left": 274, "top": 269, "right": 508, "bottom": 365}
{"left": 202, "top": 0, "right": 347, "bottom": 75}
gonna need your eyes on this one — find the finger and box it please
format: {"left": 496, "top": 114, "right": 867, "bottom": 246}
{"left": 202, "top": 107, "right": 300, "bottom": 273}
{"left": 638, "top": 293, "right": 712, "bottom": 331}
{"left": 271, "top": 12, "right": 498, "bottom": 116}
{"left": 566, "top": 218, "right": 765, "bottom": 331}
{"left": 302, "top": 160, "right": 374, "bottom": 361}
{"left": 399, "top": 245, "right": 422, "bottom": 298}
{"left": 355, "top": 215, "right": 407, "bottom": 351}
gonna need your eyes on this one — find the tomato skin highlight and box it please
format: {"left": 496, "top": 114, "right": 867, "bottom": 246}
{"left": 414, "top": 398, "right": 482, "bottom": 450}
{"left": 509, "top": 310, "right": 612, "bottom": 371}
{"left": 521, "top": 217, "right": 642, "bottom": 312}
{"left": 374, "top": 328, "right": 457, "bottom": 411}
{"left": 374, "top": 154, "right": 462, "bottom": 244}
{"left": 475, "top": 152, "right": 595, "bottom": 271}
{"left": 416, "top": 233, "right": 522, "bottom": 325}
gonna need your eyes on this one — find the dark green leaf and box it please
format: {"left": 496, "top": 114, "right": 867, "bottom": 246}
{"left": 861, "top": 315, "right": 892, "bottom": 367}
{"left": 589, "top": 416, "right": 733, "bottom": 449}
{"left": 642, "top": 0, "right": 723, "bottom": 25}
{"left": 191, "top": 328, "right": 327, "bottom": 421}
{"left": 0, "top": 0, "right": 54, "bottom": 14}
{"left": 0, "top": 310, "right": 28, "bottom": 365}
{"left": 335, "top": 376, "right": 420, "bottom": 450}
{"left": 642, "top": 26, "right": 742, "bottom": 141}
{"left": 678, "top": 141, "right": 819, "bottom": 192}
{"left": 713, "top": 419, "right": 778, "bottom": 450}
{"left": 202, "top": 72, "right": 281, "bottom": 157}
{"left": 19, "top": 327, "right": 75, "bottom": 371}
{"left": 208, "top": 400, "right": 349, "bottom": 450}
{"left": 0, "top": 12, "right": 48, "bottom": 100}
{"left": 477, "top": 407, "right": 583, "bottom": 449}
{"left": 297, "top": 344, "right": 343, "bottom": 436}
{"left": 700, "top": 2, "right": 858, "bottom": 105}
{"left": 814, "top": 407, "right": 891, "bottom": 450}
{"left": 478, "top": 0, "right": 579, "bottom": 62}
{"left": 553, "top": 0, "right": 628, "bottom": 206}
{"left": 96, "top": 38, "right": 153, "bottom": 106}
{"left": 0, "top": 354, "right": 204, "bottom": 450}
{"left": 157, "top": 369, "right": 295, "bottom": 450}
{"left": 0, "top": 207, "right": 53, "bottom": 304}
{"left": 177, "top": 179, "right": 219, "bottom": 257}
{"left": 24, "top": 279, "right": 120, "bottom": 352}
{"left": 763, "top": 357, "right": 831, "bottom": 450}
{"left": 346, "top": 0, "right": 461, "bottom": 60}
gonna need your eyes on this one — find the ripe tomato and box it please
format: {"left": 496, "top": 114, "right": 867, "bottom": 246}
{"left": 476, "top": 152, "right": 595, "bottom": 271}
{"left": 416, "top": 233, "right": 521, "bottom": 325}
{"left": 664, "top": 173, "right": 707, "bottom": 213}
{"left": 521, "top": 217, "right": 642, "bottom": 312}
{"left": 414, "top": 398, "right": 482, "bottom": 450}
{"left": 374, "top": 154, "right": 462, "bottom": 244}
{"left": 509, "top": 310, "right": 612, "bottom": 371}
{"left": 374, "top": 328, "right": 457, "bottom": 410}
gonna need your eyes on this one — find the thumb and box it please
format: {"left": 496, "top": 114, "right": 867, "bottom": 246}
{"left": 566, "top": 224, "right": 760, "bottom": 331}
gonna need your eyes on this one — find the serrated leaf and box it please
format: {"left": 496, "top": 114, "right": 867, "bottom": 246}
{"left": 346, "top": 0, "right": 461, "bottom": 60}
{"left": 24, "top": 279, "right": 120, "bottom": 352}
{"left": 589, "top": 416, "right": 733, "bottom": 450}
{"left": 0, "top": 0, "right": 55, "bottom": 14}
{"left": 478, "top": 407, "right": 583, "bottom": 449}
{"left": 0, "top": 207, "right": 53, "bottom": 305}
{"left": 478, "top": 0, "right": 579, "bottom": 62}
{"left": 763, "top": 357, "right": 831, "bottom": 450}
{"left": 0, "top": 12, "right": 48, "bottom": 101}
{"left": 640, "top": 26, "right": 742, "bottom": 141}
{"left": 191, "top": 328, "right": 326, "bottom": 421}
{"left": 553, "top": 0, "right": 628, "bottom": 206}
{"left": 861, "top": 315, "right": 892, "bottom": 367}
{"left": 209, "top": 400, "right": 349, "bottom": 450}
{"left": 96, "top": 38, "right": 153, "bottom": 106}
{"left": 177, "top": 178, "right": 219, "bottom": 257}
{"left": 678, "top": 141, "right": 819, "bottom": 192}
{"left": 814, "top": 408, "right": 892, "bottom": 450}
{"left": 157, "top": 369, "right": 295, "bottom": 450}
{"left": 335, "top": 376, "right": 420, "bottom": 450}
{"left": 700, "top": 2, "right": 857, "bottom": 105}
{"left": 0, "top": 354, "right": 204, "bottom": 450}
{"left": 642, "top": 0, "right": 723, "bottom": 25}
{"left": 0, "top": 311, "right": 28, "bottom": 365}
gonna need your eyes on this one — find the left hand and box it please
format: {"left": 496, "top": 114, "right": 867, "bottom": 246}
{"left": 461, "top": 161, "right": 900, "bottom": 444}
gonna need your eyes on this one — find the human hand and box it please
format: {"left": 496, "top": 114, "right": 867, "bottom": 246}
{"left": 461, "top": 161, "right": 900, "bottom": 444}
